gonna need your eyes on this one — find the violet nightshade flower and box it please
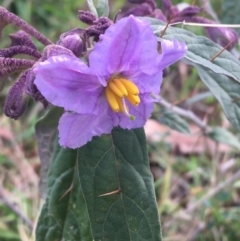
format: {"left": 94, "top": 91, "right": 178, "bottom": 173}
{"left": 34, "top": 16, "right": 186, "bottom": 149}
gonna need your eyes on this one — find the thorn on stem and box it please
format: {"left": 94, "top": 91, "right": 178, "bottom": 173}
{"left": 59, "top": 184, "right": 73, "bottom": 200}
{"left": 98, "top": 188, "right": 121, "bottom": 197}
{"left": 210, "top": 40, "right": 235, "bottom": 62}
{"left": 159, "top": 13, "right": 176, "bottom": 38}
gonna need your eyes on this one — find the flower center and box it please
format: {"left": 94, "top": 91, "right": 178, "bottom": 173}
{"left": 105, "top": 77, "right": 140, "bottom": 119}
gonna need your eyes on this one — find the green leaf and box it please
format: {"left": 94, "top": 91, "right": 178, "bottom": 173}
{"left": 78, "top": 127, "right": 162, "bottom": 241}
{"left": 143, "top": 17, "right": 240, "bottom": 132}
{"left": 35, "top": 107, "right": 63, "bottom": 198}
{"left": 87, "top": 0, "right": 98, "bottom": 17}
{"left": 36, "top": 128, "right": 161, "bottom": 241}
{"left": 190, "top": 64, "right": 240, "bottom": 133}
{"left": 36, "top": 142, "right": 93, "bottom": 241}
{"left": 157, "top": 108, "right": 190, "bottom": 134}
{"left": 87, "top": 0, "right": 109, "bottom": 17}
{"left": 208, "top": 127, "right": 240, "bottom": 148}
{"left": 95, "top": 0, "right": 109, "bottom": 17}
{"left": 221, "top": 0, "right": 240, "bottom": 34}
{"left": 146, "top": 17, "right": 240, "bottom": 84}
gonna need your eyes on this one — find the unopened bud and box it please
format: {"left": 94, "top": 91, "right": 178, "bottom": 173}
{"left": 78, "top": 10, "right": 97, "bottom": 25}
{"left": 4, "top": 71, "right": 28, "bottom": 119}
{"left": 9, "top": 30, "right": 37, "bottom": 50}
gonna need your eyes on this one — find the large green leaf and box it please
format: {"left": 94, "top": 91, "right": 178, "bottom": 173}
{"left": 78, "top": 127, "right": 161, "bottom": 241}
{"left": 36, "top": 127, "right": 161, "bottom": 241}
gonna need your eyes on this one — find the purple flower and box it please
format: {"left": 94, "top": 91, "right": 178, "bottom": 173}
{"left": 34, "top": 16, "right": 186, "bottom": 149}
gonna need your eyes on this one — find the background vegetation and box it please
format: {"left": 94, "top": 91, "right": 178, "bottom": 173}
{"left": 0, "top": 0, "right": 240, "bottom": 240}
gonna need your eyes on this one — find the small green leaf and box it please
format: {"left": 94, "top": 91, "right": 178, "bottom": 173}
{"left": 35, "top": 107, "right": 63, "bottom": 198}
{"left": 78, "top": 127, "right": 162, "bottom": 241}
{"left": 190, "top": 64, "right": 240, "bottom": 133}
{"left": 208, "top": 127, "right": 240, "bottom": 149}
{"left": 157, "top": 108, "right": 190, "bottom": 134}
{"left": 87, "top": 0, "right": 109, "bottom": 17}
{"left": 87, "top": 0, "right": 98, "bottom": 17}
{"left": 221, "top": 0, "right": 240, "bottom": 34}
{"left": 95, "top": 0, "right": 109, "bottom": 17}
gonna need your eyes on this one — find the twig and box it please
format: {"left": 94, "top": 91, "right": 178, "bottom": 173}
{"left": 159, "top": 98, "right": 211, "bottom": 132}
{"left": 186, "top": 169, "right": 240, "bottom": 213}
{"left": 0, "top": 185, "right": 34, "bottom": 230}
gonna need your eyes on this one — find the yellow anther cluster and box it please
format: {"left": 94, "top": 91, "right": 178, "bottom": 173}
{"left": 105, "top": 77, "right": 140, "bottom": 113}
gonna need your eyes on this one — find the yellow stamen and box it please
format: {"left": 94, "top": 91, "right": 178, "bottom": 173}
{"left": 109, "top": 81, "right": 124, "bottom": 98}
{"left": 118, "top": 78, "right": 139, "bottom": 95}
{"left": 115, "top": 96, "right": 125, "bottom": 113}
{"left": 113, "top": 78, "right": 128, "bottom": 96}
{"left": 126, "top": 93, "right": 140, "bottom": 106}
{"left": 105, "top": 87, "right": 120, "bottom": 112}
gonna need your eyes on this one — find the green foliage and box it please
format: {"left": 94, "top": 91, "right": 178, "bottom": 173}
{"left": 157, "top": 107, "right": 190, "bottom": 134}
{"left": 147, "top": 18, "right": 240, "bottom": 134}
{"left": 208, "top": 127, "right": 240, "bottom": 149}
{"left": 87, "top": 0, "right": 109, "bottom": 17}
{"left": 221, "top": 0, "right": 240, "bottom": 34}
{"left": 36, "top": 109, "right": 161, "bottom": 241}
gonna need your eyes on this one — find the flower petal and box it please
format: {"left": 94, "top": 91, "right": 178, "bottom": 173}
{"left": 58, "top": 96, "right": 114, "bottom": 149}
{"left": 89, "top": 15, "right": 160, "bottom": 76}
{"left": 158, "top": 39, "right": 187, "bottom": 70}
{"left": 117, "top": 93, "right": 154, "bottom": 129}
{"left": 130, "top": 70, "right": 163, "bottom": 94}
{"left": 34, "top": 55, "right": 103, "bottom": 114}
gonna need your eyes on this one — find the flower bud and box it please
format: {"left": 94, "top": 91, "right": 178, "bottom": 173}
{"left": 9, "top": 30, "right": 37, "bottom": 50}
{"left": 78, "top": 10, "right": 97, "bottom": 25}
{"left": 4, "top": 71, "right": 28, "bottom": 119}
{"left": 25, "top": 69, "right": 48, "bottom": 108}
{"left": 57, "top": 28, "right": 86, "bottom": 57}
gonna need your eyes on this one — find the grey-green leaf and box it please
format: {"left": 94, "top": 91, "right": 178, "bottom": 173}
{"left": 78, "top": 127, "right": 162, "bottom": 241}
{"left": 146, "top": 17, "right": 240, "bottom": 84}
{"left": 157, "top": 108, "right": 190, "bottom": 134}
{"left": 221, "top": 0, "right": 240, "bottom": 34}
{"left": 208, "top": 127, "right": 240, "bottom": 149}
{"left": 87, "top": 0, "right": 98, "bottom": 17}
{"left": 190, "top": 63, "right": 240, "bottom": 133}
{"left": 87, "top": 0, "right": 109, "bottom": 17}
{"left": 95, "top": 0, "right": 109, "bottom": 17}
